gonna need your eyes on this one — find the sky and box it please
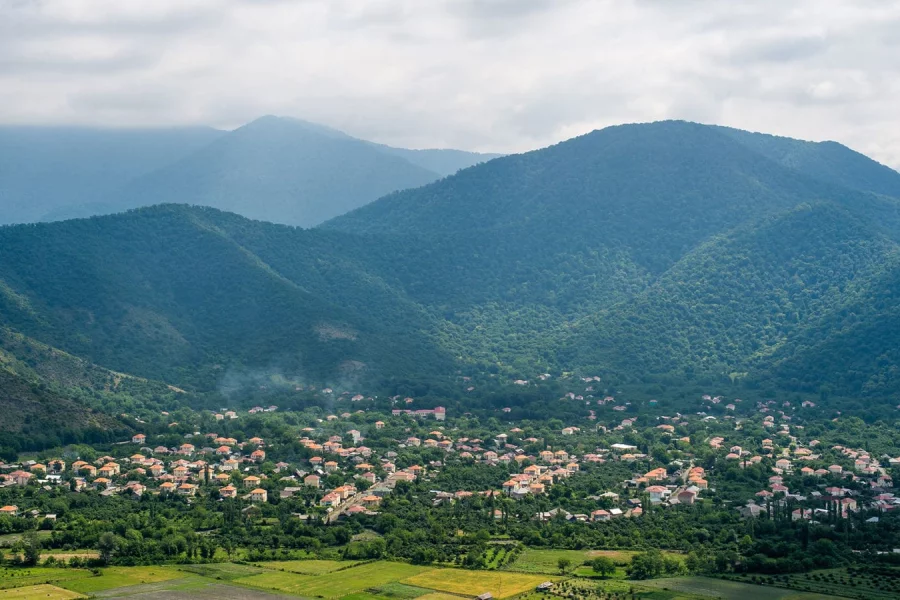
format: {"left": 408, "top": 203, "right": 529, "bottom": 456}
{"left": 1, "top": 0, "right": 899, "bottom": 167}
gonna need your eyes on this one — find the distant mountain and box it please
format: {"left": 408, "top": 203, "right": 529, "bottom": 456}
{"left": 1, "top": 117, "right": 499, "bottom": 227}
{"left": 0, "top": 125, "right": 224, "bottom": 225}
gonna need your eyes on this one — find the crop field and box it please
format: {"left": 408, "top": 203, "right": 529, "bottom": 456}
{"left": 255, "top": 559, "right": 363, "bottom": 575}
{"left": 401, "top": 568, "right": 551, "bottom": 599}
{"left": 178, "top": 563, "right": 265, "bottom": 581}
{"left": 235, "top": 561, "right": 431, "bottom": 598}
{"left": 732, "top": 567, "right": 899, "bottom": 600}
{"left": 57, "top": 566, "right": 184, "bottom": 594}
{"left": 0, "top": 584, "right": 85, "bottom": 599}
{"left": 503, "top": 548, "right": 672, "bottom": 574}
{"left": 637, "top": 576, "right": 847, "bottom": 600}
{"left": 0, "top": 568, "right": 91, "bottom": 590}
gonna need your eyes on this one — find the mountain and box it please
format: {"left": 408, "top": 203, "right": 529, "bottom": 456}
{"left": 4, "top": 120, "right": 900, "bottom": 400}
{"left": 715, "top": 126, "right": 900, "bottom": 199}
{"left": 1, "top": 117, "right": 499, "bottom": 228}
{"left": 0, "top": 205, "right": 454, "bottom": 389}
{"left": 0, "top": 125, "right": 224, "bottom": 225}
{"left": 325, "top": 120, "right": 900, "bottom": 393}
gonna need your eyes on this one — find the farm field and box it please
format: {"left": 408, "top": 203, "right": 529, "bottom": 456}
{"left": 234, "top": 561, "right": 431, "bottom": 598}
{"left": 731, "top": 567, "right": 899, "bottom": 600}
{"left": 0, "top": 584, "right": 85, "bottom": 599}
{"left": 0, "top": 567, "right": 91, "bottom": 590}
{"left": 57, "top": 566, "right": 184, "bottom": 594}
{"left": 401, "top": 569, "right": 551, "bottom": 599}
{"left": 638, "top": 576, "right": 848, "bottom": 600}
{"left": 255, "top": 559, "right": 363, "bottom": 575}
{"left": 504, "top": 548, "right": 680, "bottom": 574}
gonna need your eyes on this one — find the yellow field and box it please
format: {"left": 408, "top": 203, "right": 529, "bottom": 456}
{"left": 0, "top": 585, "right": 85, "bottom": 600}
{"left": 402, "top": 569, "right": 551, "bottom": 599}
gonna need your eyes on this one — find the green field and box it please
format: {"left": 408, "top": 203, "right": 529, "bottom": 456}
{"left": 504, "top": 548, "right": 673, "bottom": 574}
{"left": 179, "top": 563, "right": 265, "bottom": 581}
{"left": 0, "top": 568, "right": 91, "bottom": 591}
{"left": 58, "top": 566, "right": 184, "bottom": 594}
{"left": 401, "top": 569, "right": 551, "bottom": 599}
{"left": 638, "top": 576, "right": 847, "bottom": 600}
{"left": 255, "top": 559, "right": 363, "bottom": 575}
{"left": 235, "top": 561, "right": 431, "bottom": 598}
{"left": 0, "top": 585, "right": 85, "bottom": 600}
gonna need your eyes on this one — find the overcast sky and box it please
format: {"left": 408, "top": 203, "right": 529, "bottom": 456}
{"left": 1, "top": 0, "right": 899, "bottom": 167}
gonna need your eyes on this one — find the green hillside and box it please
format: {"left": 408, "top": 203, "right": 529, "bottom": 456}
{"left": 3, "top": 121, "right": 900, "bottom": 402}
{"left": 0, "top": 206, "right": 454, "bottom": 390}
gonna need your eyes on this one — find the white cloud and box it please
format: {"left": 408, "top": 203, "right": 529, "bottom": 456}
{"left": 0, "top": 0, "right": 898, "bottom": 167}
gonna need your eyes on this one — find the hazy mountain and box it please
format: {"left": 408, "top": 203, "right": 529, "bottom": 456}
{"left": 0, "top": 125, "right": 224, "bottom": 224}
{"left": 1, "top": 117, "right": 499, "bottom": 227}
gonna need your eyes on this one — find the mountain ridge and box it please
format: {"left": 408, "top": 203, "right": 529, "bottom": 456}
{"left": 3, "top": 120, "right": 900, "bottom": 404}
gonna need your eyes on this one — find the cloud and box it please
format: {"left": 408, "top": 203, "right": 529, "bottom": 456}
{"left": 0, "top": 0, "right": 898, "bottom": 168}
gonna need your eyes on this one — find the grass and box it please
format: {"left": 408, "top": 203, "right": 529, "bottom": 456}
{"left": 414, "top": 595, "right": 467, "bottom": 600}
{"left": 364, "top": 582, "right": 434, "bottom": 599}
{"left": 0, "top": 585, "right": 85, "bottom": 599}
{"left": 178, "top": 563, "right": 264, "bottom": 581}
{"left": 57, "top": 566, "right": 183, "bottom": 594}
{"left": 401, "top": 568, "right": 551, "bottom": 599}
{"left": 235, "top": 561, "right": 431, "bottom": 598}
{"left": 638, "top": 576, "right": 846, "bottom": 600}
{"left": 255, "top": 559, "right": 362, "bottom": 575}
{"left": 0, "top": 568, "right": 91, "bottom": 590}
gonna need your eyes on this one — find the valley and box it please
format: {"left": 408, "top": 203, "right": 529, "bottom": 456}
{"left": 1, "top": 120, "right": 899, "bottom": 599}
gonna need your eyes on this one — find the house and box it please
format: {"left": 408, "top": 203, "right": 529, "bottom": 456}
{"left": 178, "top": 483, "right": 197, "bottom": 496}
{"left": 676, "top": 487, "right": 699, "bottom": 505}
{"left": 250, "top": 488, "right": 268, "bottom": 503}
{"left": 646, "top": 485, "right": 670, "bottom": 503}
{"left": 304, "top": 474, "right": 321, "bottom": 488}
{"left": 220, "top": 485, "right": 237, "bottom": 498}
{"left": 132, "top": 434, "right": 147, "bottom": 444}
{"left": 250, "top": 450, "right": 266, "bottom": 462}
{"left": 0, "top": 505, "right": 17, "bottom": 516}
{"left": 243, "top": 475, "right": 261, "bottom": 488}
{"left": 9, "top": 470, "right": 33, "bottom": 486}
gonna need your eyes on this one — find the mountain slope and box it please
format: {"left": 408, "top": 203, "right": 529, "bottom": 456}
{"left": 7, "top": 121, "right": 900, "bottom": 399}
{"left": 717, "top": 126, "right": 900, "bottom": 198}
{"left": 324, "top": 120, "right": 900, "bottom": 393}
{"left": 0, "top": 126, "right": 224, "bottom": 225}
{"left": 0, "top": 205, "right": 453, "bottom": 389}
{"left": 563, "top": 202, "right": 900, "bottom": 380}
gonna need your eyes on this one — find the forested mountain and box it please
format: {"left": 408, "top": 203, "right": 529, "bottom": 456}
{"left": 325, "top": 121, "right": 900, "bottom": 394}
{"left": 3, "top": 120, "right": 900, "bottom": 404}
{"left": 0, "top": 117, "right": 498, "bottom": 227}
{"left": 0, "top": 205, "right": 454, "bottom": 389}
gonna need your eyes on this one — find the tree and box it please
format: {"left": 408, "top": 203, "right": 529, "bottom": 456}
{"left": 21, "top": 531, "right": 41, "bottom": 567}
{"left": 591, "top": 556, "right": 616, "bottom": 578}
{"left": 557, "top": 557, "right": 572, "bottom": 573}
{"left": 98, "top": 532, "right": 120, "bottom": 564}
